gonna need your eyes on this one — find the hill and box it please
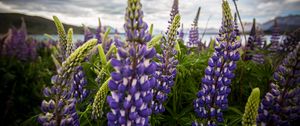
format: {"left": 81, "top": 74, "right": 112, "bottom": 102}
{"left": 262, "top": 15, "right": 300, "bottom": 33}
{"left": 0, "top": 13, "right": 95, "bottom": 34}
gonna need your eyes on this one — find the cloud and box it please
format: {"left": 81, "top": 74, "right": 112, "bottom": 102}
{"left": 0, "top": 0, "right": 298, "bottom": 32}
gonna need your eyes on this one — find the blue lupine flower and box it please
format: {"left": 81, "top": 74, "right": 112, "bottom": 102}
{"left": 1, "top": 18, "right": 37, "bottom": 61}
{"left": 72, "top": 66, "right": 89, "bottom": 102}
{"left": 166, "top": 0, "right": 179, "bottom": 35}
{"left": 38, "top": 39, "right": 97, "bottom": 126}
{"left": 84, "top": 26, "right": 94, "bottom": 42}
{"left": 188, "top": 7, "right": 201, "bottom": 47}
{"left": 179, "top": 23, "right": 184, "bottom": 40}
{"left": 268, "top": 19, "right": 281, "bottom": 53}
{"left": 152, "top": 14, "right": 180, "bottom": 114}
{"left": 96, "top": 18, "right": 104, "bottom": 44}
{"left": 107, "top": 0, "right": 156, "bottom": 125}
{"left": 193, "top": 1, "right": 241, "bottom": 125}
{"left": 244, "top": 18, "right": 266, "bottom": 63}
{"left": 280, "top": 29, "right": 300, "bottom": 53}
{"left": 257, "top": 43, "right": 300, "bottom": 126}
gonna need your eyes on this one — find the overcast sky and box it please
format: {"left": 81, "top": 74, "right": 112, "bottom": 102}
{"left": 0, "top": 0, "right": 299, "bottom": 32}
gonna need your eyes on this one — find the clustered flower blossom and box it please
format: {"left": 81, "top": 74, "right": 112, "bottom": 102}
{"left": 166, "top": 0, "right": 179, "bottom": 35}
{"left": 1, "top": 19, "right": 37, "bottom": 61}
{"left": 280, "top": 28, "right": 300, "bottom": 53}
{"left": 84, "top": 26, "right": 94, "bottom": 42}
{"left": 193, "top": 0, "right": 241, "bottom": 125}
{"left": 188, "top": 7, "right": 201, "bottom": 47}
{"left": 179, "top": 23, "right": 184, "bottom": 40}
{"left": 38, "top": 39, "right": 97, "bottom": 126}
{"left": 268, "top": 19, "right": 281, "bottom": 53}
{"left": 244, "top": 18, "right": 266, "bottom": 63}
{"left": 106, "top": 0, "right": 157, "bottom": 125}
{"left": 152, "top": 14, "right": 180, "bottom": 114}
{"left": 257, "top": 42, "right": 300, "bottom": 126}
{"left": 72, "top": 66, "right": 89, "bottom": 102}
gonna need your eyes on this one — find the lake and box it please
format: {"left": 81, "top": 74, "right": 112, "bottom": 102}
{"left": 31, "top": 34, "right": 282, "bottom": 47}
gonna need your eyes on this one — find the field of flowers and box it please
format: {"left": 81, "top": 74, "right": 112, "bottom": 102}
{"left": 0, "top": 0, "right": 299, "bottom": 126}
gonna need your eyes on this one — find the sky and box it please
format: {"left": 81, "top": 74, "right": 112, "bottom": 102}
{"left": 0, "top": 0, "right": 299, "bottom": 32}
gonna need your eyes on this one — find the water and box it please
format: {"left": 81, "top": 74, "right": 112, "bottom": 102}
{"left": 31, "top": 34, "right": 281, "bottom": 46}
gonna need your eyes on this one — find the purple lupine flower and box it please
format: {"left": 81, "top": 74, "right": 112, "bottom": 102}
{"left": 166, "top": 0, "right": 179, "bottom": 35}
{"left": 84, "top": 26, "right": 94, "bottom": 42}
{"left": 107, "top": 0, "right": 156, "bottom": 125}
{"left": 257, "top": 42, "right": 300, "bottom": 126}
{"left": 38, "top": 76, "right": 79, "bottom": 126}
{"left": 38, "top": 39, "right": 97, "bottom": 126}
{"left": 96, "top": 18, "right": 103, "bottom": 44}
{"left": 1, "top": 18, "right": 37, "bottom": 61}
{"left": 179, "top": 23, "right": 184, "bottom": 40}
{"left": 193, "top": 1, "right": 241, "bottom": 125}
{"left": 152, "top": 14, "right": 180, "bottom": 114}
{"left": 114, "top": 29, "right": 124, "bottom": 48}
{"left": 280, "top": 28, "right": 300, "bottom": 52}
{"left": 72, "top": 66, "right": 89, "bottom": 102}
{"left": 244, "top": 18, "right": 256, "bottom": 61}
{"left": 268, "top": 19, "right": 281, "bottom": 53}
{"left": 244, "top": 18, "right": 266, "bottom": 63}
{"left": 188, "top": 7, "right": 202, "bottom": 48}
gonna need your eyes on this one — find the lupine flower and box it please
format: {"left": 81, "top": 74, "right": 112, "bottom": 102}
{"left": 268, "top": 19, "right": 281, "bottom": 53}
{"left": 96, "top": 18, "right": 104, "bottom": 44}
{"left": 72, "top": 66, "right": 89, "bottom": 102}
{"left": 244, "top": 18, "right": 256, "bottom": 61}
{"left": 188, "top": 7, "right": 203, "bottom": 48}
{"left": 92, "top": 77, "right": 111, "bottom": 119}
{"left": 179, "top": 23, "right": 184, "bottom": 40}
{"left": 166, "top": 0, "right": 179, "bottom": 35}
{"left": 242, "top": 88, "right": 260, "bottom": 126}
{"left": 38, "top": 39, "right": 97, "bottom": 126}
{"left": 280, "top": 28, "right": 300, "bottom": 53}
{"left": 53, "top": 16, "right": 69, "bottom": 61}
{"left": 193, "top": 0, "right": 241, "bottom": 125}
{"left": 152, "top": 14, "right": 180, "bottom": 114}
{"left": 257, "top": 42, "right": 300, "bottom": 126}
{"left": 106, "top": 0, "right": 156, "bottom": 125}
{"left": 244, "top": 18, "right": 266, "bottom": 63}
{"left": 84, "top": 25, "right": 94, "bottom": 42}
{"left": 1, "top": 18, "right": 37, "bottom": 61}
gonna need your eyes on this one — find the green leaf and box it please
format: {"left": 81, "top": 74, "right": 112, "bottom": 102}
{"left": 98, "top": 44, "right": 107, "bottom": 65}
{"left": 175, "top": 40, "right": 181, "bottom": 54}
{"left": 147, "top": 34, "right": 162, "bottom": 48}
{"left": 150, "top": 24, "right": 154, "bottom": 36}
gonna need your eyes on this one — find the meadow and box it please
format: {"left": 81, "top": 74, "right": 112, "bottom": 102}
{"left": 0, "top": 0, "right": 299, "bottom": 126}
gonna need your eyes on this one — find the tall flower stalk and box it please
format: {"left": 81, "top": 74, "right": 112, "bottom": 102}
{"left": 244, "top": 18, "right": 265, "bottom": 63}
{"left": 153, "top": 14, "right": 180, "bottom": 114}
{"left": 179, "top": 23, "right": 184, "bottom": 40}
{"left": 166, "top": 0, "right": 179, "bottom": 34}
{"left": 268, "top": 19, "right": 280, "bottom": 53}
{"left": 188, "top": 7, "right": 201, "bottom": 47}
{"left": 38, "top": 39, "right": 97, "bottom": 126}
{"left": 106, "top": 0, "right": 156, "bottom": 125}
{"left": 242, "top": 88, "right": 260, "bottom": 126}
{"left": 193, "top": 0, "right": 241, "bottom": 125}
{"left": 1, "top": 18, "right": 37, "bottom": 61}
{"left": 257, "top": 42, "right": 300, "bottom": 126}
